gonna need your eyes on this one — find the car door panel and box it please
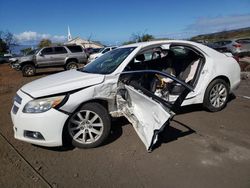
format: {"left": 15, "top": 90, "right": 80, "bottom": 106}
{"left": 52, "top": 47, "right": 68, "bottom": 65}
{"left": 36, "top": 47, "right": 54, "bottom": 67}
{"left": 117, "top": 85, "right": 171, "bottom": 151}
{"left": 117, "top": 70, "right": 194, "bottom": 151}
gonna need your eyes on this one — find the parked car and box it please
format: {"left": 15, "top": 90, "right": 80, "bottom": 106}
{"left": 10, "top": 45, "right": 88, "bottom": 76}
{"left": 88, "top": 46, "right": 117, "bottom": 62}
{"left": 84, "top": 47, "right": 103, "bottom": 58}
{"left": 0, "top": 53, "right": 12, "bottom": 64}
{"left": 209, "top": 38, "right": 250, "bottom": 54}
{"left": 11, "top": 40, "right": 240, "bottom": 151}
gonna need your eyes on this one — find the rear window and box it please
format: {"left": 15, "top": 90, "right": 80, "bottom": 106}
{"left": 66, "top": 46, "right": 83, "bottom": 53}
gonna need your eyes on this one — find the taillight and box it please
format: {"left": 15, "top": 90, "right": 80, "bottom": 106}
{"left": 233, "top": 44, "right": 241, "bottom": 48}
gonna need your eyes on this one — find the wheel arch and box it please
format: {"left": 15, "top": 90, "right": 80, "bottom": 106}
{"left": 209, "top": 75, "right": 231, "bottom": 88}
{"left": 66, "top": 58, "right": 78, "bottom": 64}
{"left": 20, "top": 61, "right": 35, "bottom": 69}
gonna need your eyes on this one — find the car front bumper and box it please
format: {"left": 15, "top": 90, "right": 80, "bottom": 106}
{"left": 10, "top": 61, "right": 21, "bottom": 70}
{"left": 11, "top": 90, "right": 69, "bottom": 147}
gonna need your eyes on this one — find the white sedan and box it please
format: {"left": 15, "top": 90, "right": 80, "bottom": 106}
{"left": 11, "top": 40, "right": 240, "bottom": 151}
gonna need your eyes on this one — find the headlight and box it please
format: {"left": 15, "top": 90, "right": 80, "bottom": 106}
{"left": 23, "top": 95, "right": 65, "bottom": 113}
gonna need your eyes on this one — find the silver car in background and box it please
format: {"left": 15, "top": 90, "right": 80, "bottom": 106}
{"left": 210, "top": 38, "right": 250, "bottom": 54}
{"left": 10, "top": 45, "right": 88, "bottom": 76}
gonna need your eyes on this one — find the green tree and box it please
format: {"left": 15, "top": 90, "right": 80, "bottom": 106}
{"left": 38, "top": 39, "right": 52, "bottom": 48}
{"left": 4, "top": 32, "right": 17, "bottom": 52}
{"left": 20, "top": 47, "right": 33, "bottom": 55}
{"left": 123, "top": 33, "right": 155, "bottom": 45}
{"left": 132, "top": 33, "right": 155, "bottom": 42}
{"left": 122, "top": 40, "right": 135, "bottom": 45}
{"left": 53, "top": 42, "right": 63, "bottom": 46}
{"left": 0, "top": 30, "right": 17, "bottom": 54}
{"left": 0, "top": 38, "right": 8, "bottom": 55}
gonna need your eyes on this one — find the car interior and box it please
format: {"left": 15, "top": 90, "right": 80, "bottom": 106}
{"left": 120, "top": 44, "right": 205, "bottom": 103}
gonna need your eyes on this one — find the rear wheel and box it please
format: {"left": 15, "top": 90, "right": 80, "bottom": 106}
{"left": 203, "top": 79, "right": 229, "bottom": 112}
{"left": 22, "top": 64, "right": 36, "bottom": 76}
{"left": 67, "top": 103, "right": 111, "bottom": 148}
{"left": 65, "top": 61, "right": 78, "bottom": 70}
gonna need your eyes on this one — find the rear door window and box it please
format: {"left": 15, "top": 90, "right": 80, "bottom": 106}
{"left": 41, "top": 47, "right": 53, "bottom": 55}
{"left": 54, "top": 47, "right": 67, "bottom": 54}
{"left": 66, "top": 46, "right": 83, "bottom": 53}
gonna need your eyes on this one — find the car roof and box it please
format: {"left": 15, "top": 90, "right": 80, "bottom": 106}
{"left": 120, "top": 40, "right": 224, "bottom": 57}
{"left": 121, "top": 40, "right": 206, "bottom": 48}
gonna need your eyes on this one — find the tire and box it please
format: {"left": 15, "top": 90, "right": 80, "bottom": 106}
{"left": 67, "top": 103, "right": 111, "bottom": 148}
{"left": 203, "top": 79, "right": 229, "bottom": 112}
{"left": 22, "top": 64, "right": 36, "bottom": 76}
{"left": 65, "top": 61, "right": 78, "bottom": 70}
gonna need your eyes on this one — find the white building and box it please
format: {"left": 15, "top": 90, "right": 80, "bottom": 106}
{"left": 65, "top": 26, "right": 104, "bottom": 49}
{"left": 66, "top": 37, "right": 104, "bottom": 49}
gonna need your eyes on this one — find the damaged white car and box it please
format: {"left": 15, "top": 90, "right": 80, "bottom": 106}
{"left": 11, "top": 40, "right": 240, "bottom": 151}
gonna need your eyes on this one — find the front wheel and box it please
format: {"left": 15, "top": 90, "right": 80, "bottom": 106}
{"left": 22, "top": 64, "right": 36, "bottom": 76}
{"left": 67, "top": 103, "right": 111, "bottom": 148}
{"left": 203, "top": 79, "right": 229, "bottom": 112}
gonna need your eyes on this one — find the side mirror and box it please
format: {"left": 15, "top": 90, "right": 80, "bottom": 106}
{"left": 39, "top": 52, "right": 44, "bottom": 56}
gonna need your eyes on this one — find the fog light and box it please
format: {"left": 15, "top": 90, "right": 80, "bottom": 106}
{"left": 24, "top": 131, "right": 45, "bottom": 140}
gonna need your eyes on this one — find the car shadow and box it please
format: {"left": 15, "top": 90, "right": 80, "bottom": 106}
{"left": 101, "top": 117, "right": 128, "bottom": 146}
{"left": 152, "top": 119, "right": 196, "bottom": 151}
{"left": 177, "top": 104, "right": 204, "bottom": 115}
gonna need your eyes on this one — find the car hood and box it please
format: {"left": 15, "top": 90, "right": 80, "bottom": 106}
{"left": 21, "top": 70, "right": 105, "bottom": 98}
{"left": 10, "top": 55, "right": 34, "bottom": 63}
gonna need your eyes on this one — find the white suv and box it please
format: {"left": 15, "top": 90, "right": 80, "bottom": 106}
{"left": 11, "top": 40, "right": 240, "bottom": 151}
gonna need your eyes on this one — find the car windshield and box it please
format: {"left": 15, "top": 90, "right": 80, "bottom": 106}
{"left": 27, "top": 49, "right": 39, "bottom": 55}
{"left": 81, "top": 47, "right": 135, "bottom": 74}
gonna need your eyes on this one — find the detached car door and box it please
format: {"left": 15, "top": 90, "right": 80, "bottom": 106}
{"left": 117, "top": 70, "right": 193, "bottom": 151}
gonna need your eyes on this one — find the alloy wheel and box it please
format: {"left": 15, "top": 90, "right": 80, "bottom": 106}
{"left": 209, "top": 83, "right": 228, "bottom": 108}
{"left": 25, "top": 67, "right": 34, "bottom": 75}
{"left": 68, "top": 110, "right": 104, "bottom": 144}
{"left": 68, "top": 63, "right": 77, "bottom": 69}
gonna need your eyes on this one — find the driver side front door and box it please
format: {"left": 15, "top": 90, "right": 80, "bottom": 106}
{"left": 116, "top": 70, "right": 194, "bottom": 151}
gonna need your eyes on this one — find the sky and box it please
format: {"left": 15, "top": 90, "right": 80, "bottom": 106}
{"left": 0, "top": 0, "right": 250, "bottom": 45}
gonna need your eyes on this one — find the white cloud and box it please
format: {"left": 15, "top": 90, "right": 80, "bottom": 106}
{"left": 15, "top": 31, "right": 66, "bottom": 43}
{"left": 186, "top": 14, "right": 250, "bottom": 34}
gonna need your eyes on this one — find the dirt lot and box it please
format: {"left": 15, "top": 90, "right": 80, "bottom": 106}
{"left": 1, "top": 63, "right": 250, "bottom": 188}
